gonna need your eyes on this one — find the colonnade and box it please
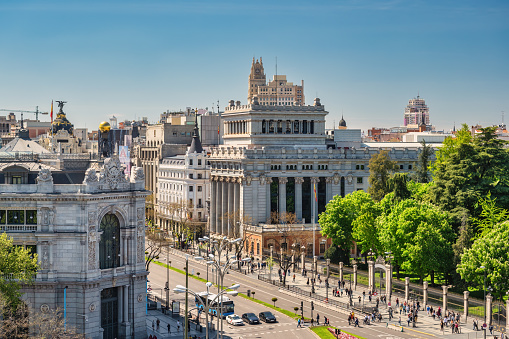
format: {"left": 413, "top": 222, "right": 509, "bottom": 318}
{"left": 210, "top": 176, "right": 241, "bottom": 236}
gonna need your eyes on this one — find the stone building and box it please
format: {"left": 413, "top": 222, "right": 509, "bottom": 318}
{"left": 247, "top": 57, "right": 305, "bottom": 106}
{"left": 208, "top": 99, "right": 423, "bottom": 259}
{"left": 157, "top": 121, "right": 210, "bottom": 236}
{"left": 0, "top": 150, "right": 148, "bottom": 338}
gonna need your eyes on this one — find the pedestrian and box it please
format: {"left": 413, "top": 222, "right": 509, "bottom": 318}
{"left": 156, "top": 318, "right": 160, "bottom": 330}
{"left": 177, "top": 320, "right": 180, "bottom": 332}
{"left": 293, "top": 274, "right": 296, "bottom": 282}
{"left": 398, "top": 316, "right": 401, "bottom": 326}
{"left": 311, "top": 318, "right": 314, "bottom": 326}
{"left": 149, "top": 335, "right": 153, "bottom": 339}
{"left": 489, "top": 324, "right": 494, "bottom": 335}
{"left": 167, "top": 323, "right": 171, "bottom": 333}
{"left": 297, "top": 318, "right": 301, "bottom": 328}
{"left": 152, "top": 320, "right": 155, "bottom": 331}
{"left": 316, "top": 313, "right": 320, "bottom": 325}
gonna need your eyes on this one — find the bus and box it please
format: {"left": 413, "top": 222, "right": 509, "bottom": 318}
{"left": 195, "top": 292, "right": 235, "bottom": 318}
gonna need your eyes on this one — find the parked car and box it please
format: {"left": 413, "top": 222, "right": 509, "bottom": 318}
{"left": 259, "top": 311, "right": 277, "bottom": 323}
{"left": 242, "top": 312, "right": 260, "bottom": 324}
{"left": 226, "top": 314, "right": 244, "bottom": 326}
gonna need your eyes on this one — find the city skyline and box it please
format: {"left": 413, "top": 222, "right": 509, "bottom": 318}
{"left": 0, "top": 0, "right": 507, "bottom": 132}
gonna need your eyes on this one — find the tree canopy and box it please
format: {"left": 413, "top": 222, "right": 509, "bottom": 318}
{"left": 368, "top": 150, "right": 398, "bottom": 201}
{"left": 0, "top": 233, "right": 39, "bottom": 308}
{"left": 457, "top": 221, "right": 509, "bottom": 298}
{"left": 429, "top": 125, "right": 509, "bottom": 224}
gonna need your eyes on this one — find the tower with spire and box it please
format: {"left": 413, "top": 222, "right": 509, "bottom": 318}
{"left": 248, "top": 57, "right": 266, "bottom": 103}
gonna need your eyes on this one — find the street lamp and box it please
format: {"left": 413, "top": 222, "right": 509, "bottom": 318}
{"left": 173, "top": 281, "right": 240, "bottom": 339}
{"left": 367, "top": 250, "right": 375, "bottom": 294}
{"left": 196, "top": 237, "right": 250, "bottom": 339}
{"left": 384, "top": 251, "right": 393, "bottom": 306}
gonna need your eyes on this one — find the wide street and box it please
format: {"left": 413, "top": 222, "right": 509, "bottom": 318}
{"left": 145, "top": 249, "right": 455, "bottom": 339}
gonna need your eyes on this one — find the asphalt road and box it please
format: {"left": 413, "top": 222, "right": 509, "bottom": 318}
{"left": 147, "top": 251, "right": 435, "bottom": 339}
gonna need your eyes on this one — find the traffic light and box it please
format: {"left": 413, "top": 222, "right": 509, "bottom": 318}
{"left": 311, "top": 301, "right": 314, "bottom": 310}
{"left": 300, "top": 301, "right": 303, "bottom": 311}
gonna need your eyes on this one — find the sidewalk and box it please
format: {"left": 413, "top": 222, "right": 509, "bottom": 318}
{"left": 146, "top": 309, "right": 216, "bottom": 339}
{"left": 256, "top": 269, "right": 502, "bottom": 338}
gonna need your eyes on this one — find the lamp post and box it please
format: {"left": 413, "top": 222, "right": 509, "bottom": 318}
{"left": 165, "top": 249, "right": 171, "bottom": 313}
{"left": 196, "top": 237, "right": 250, "bottom": 339}
{"left": 480, "top": 265, "right": 486, "bottom": 339}
{"left": 385, "top": 251, "right": 393, "bottom": 306}
{"left": 174, "top": 282, "right": 240, "bottom": 339}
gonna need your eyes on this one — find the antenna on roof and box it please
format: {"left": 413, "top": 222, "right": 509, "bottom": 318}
{"left": 275, "top": 56, "right": 278, "bottom": 106}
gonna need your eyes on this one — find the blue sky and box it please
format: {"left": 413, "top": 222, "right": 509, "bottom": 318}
{"left": 0, "top": 0, "right": 507, "bottom": 133}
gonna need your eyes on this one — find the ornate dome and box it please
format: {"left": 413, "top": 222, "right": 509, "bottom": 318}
{"left": 51, "top": 101, "right": 74, "bottom": 135}
{"left": 99, "top": 121, "right": 111, "bottom": 133}
{"left": 339, "top": 115, "right": 347, "bottom": 127}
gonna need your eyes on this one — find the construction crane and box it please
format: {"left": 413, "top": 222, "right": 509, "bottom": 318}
{"left": 0, "top": 106, "right": 49, "bottom": 121}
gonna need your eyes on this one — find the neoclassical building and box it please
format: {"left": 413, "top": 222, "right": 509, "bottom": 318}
{"left": 0, "top": 153, "right": 148, "bottom": 339}
{"left": 157, "top": 121, "right": 210, "bottom": 236}
{"left": 209, "top": 99, "right": 423, "bottom": 258}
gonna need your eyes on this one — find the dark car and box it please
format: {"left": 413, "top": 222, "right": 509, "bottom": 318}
{"left": 242, "top": 313, "right": 260, "bottom": 324}
{"left": 259, "top": 311, "right": 277, "bottom": 323}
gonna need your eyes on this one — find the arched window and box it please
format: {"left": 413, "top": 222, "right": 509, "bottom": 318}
{"left": 99, "top": 214, "right": 120, "bottom": 269}
{"left": 262, "top": 120, "right": 267, "bottom": 134}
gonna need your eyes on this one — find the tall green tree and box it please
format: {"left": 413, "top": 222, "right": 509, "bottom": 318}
{"left": 457, "top": 221, "right": 509, "bottom": 298}
{"left": 0, "top": 233, "right": 39, "bottom": 308}
{"left": 413, "top": 140, "right": 433, "bottom": 183}
{"left": 368, "top": 150, "right": 398, "bottom": 201}
{"left": 377, "top": 198, "right": 454, "bottom": 283}
{"left": 319, "top": 191, "right": 377, "bottom": 259}
{"left": 429, "top": 125, "right": 509, "bottom": 224}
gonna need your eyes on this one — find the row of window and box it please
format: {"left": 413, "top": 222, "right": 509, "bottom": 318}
{"left": 261, "top": 119, "right": 315, "bottom": 134}
{"left": 269, "top": 164, "right": 328, "bottom": 171}
{"left": 0, "top": 210, "right": 37, "bottom": 225}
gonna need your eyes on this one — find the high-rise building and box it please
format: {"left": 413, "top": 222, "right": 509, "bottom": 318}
{"left": 404, "top": 95, "right": 430, "bottom": 127}
{"left": 247, "top": 57, "right": 304, "bottom": 106}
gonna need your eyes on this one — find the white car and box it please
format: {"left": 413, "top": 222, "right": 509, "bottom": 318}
{"left": 226, "top": 314, "right": 244, "bottom": 326}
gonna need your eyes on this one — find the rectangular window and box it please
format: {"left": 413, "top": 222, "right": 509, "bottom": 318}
{"left": 8, "top": 210, "right": 24, "bottom": 224}
{"left": 197, "top": 186, "right": 202, "bottom": 192}
{"left": 319, "top": 243, "right": 326, "bottom": 253}
{"left": 189, "top": 186, "right": 193, "bottom": 192}
{"left": 26, "top": 210, "right": 37, "bottom": 225}
{"left": 189, "top": 159, "right": 193, "bottom": 166}
{"left": 189, "top": 174, "right": 193, "bottom": 179}
{"left": 357, "top": 177, "right": 363, "bottom": 184}
{"left": 12, "top": 176, "right": 22, "bottom": 184}
{"left": 197, "top": 174, "right": 202, "bottom": 179}
{"left": 399, "top": 165, "right": 404, "bottom": 170}
{"left": 198, "top": 159, "right": 202, "bottom": 165}
{"left": 0, "top": 210, "right": 5, "bottom": 224}
{"left": 408, "top": 165, "right": 413, "bottom": 170}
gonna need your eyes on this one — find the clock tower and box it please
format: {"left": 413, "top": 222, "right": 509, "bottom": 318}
{"left": 248, "top": 57, "right": 266, "bottom": 103}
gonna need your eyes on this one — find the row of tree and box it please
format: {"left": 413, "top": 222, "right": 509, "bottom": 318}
{"left": 319, "top": 125, "right": 509, "bottom": 300}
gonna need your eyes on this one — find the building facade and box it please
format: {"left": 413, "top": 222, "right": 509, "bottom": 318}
{"left": 157, "top": 123, "right": 210, "bottom": 236}
{"left": 404, "top": 95, "right": 430, "bottom": 127}
{"left": 208, "top": 99, "right": 422, "bottom": 258}
{"left": 247, "top": 57, "right": 305, "bottom": 106}
{"left": 0, "top": 155, "right": 148, "bottom": 338}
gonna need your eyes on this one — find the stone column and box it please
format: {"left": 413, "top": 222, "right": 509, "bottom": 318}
{"left": 367, "top": 260, "right": 375, "bottom": 293}
{"left": 234, "top": 180, "right": 240, "bottom": 223}
{"left": 301, "top": 252, "right": 305, "bottom": 271}
{"left": 442, "top": 285, "right": 448, "bottom": 312}
{"left": 266, "top": 177, "right": 272, "bottom": 223}
{"left": 405, "top": 277, "right": 410, "bottom": 302}
{"left": 423, "top": 281, "right": 428, "bottom": 308}
{"left": 122, "top": 236, "right": 128, "bottom": 265}
{"left": 385, "top": 264, "right": 392, "bottom": 303}
{"left": 506, "top": 296, "right": 509, "bottom": 329}
{"left": 215, "top": 178, "right": 222, "bottom": 234}
{"left": 313, "top": 256, "right": 318, "bottom": 276}
{"left": 463, "top": 291, "right": 469, "bottom": 320}
{"left": 353, "top": 264, "right": 358, "bottom": 290}
{"left": 339, "top": 262, "right": 344, "bottom": 282}
{"left": 294, "top": 177, "right": 304, "bottom": 222}
{"left": 221, "top": 179, "right": 228, "bottom": 235}
{"left": 486, "top": 294, "right": 493, "bottom": 325}
{"left": 123, "top": 285, "right": 129, "bottom": 323}
{"left": 210, "top": 178, "right": 216, "bottom": 233}
{"left": 311, "top": 177, "right": 319, "bottom": 223}
{"left": 278, "top": 177, "right": 288, "bottom": 215}
{"left": 228, "top": 179, "right": 234, "bottom": 237}
{"left": 325, "top": 177, "right": 333, "bottom": 202}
